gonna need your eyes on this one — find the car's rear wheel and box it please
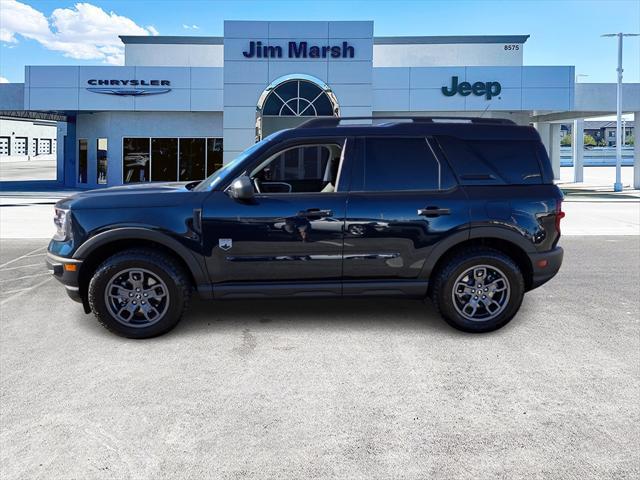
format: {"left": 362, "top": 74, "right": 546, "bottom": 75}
{"left": 88, "top": 249, "right": 191, "bottom": 338}
{"left": 431, "top": 248, "right": 525, "bottom": 333}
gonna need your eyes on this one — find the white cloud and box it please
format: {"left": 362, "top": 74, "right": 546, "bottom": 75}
{"left": 182, "top": 24, "right": 199, "bottom": 30}
{"left": 0, "top": 1, "right": 159, "bottom": 65}
{"left": 0, "top": 76, "right": 10, "bottom": 83}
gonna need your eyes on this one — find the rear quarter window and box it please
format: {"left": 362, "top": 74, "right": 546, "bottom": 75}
{"left": 437, "top": 136, "right": 544, "bottom": 185}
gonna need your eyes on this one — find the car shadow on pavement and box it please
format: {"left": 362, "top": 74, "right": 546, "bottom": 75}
{"left": 173, "top": 296, "right": 459, "bottom": 337}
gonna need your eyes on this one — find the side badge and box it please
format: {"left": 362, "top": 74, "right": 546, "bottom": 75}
{"left": 219, "top": 238, "right": 233, "bottom": 251}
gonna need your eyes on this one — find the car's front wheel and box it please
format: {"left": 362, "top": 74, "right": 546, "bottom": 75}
{"left": 88, "top": 249, "right": 191, "bottom": 338}
{"left": 431, "top": 248, "right": 525, "bottom": 333}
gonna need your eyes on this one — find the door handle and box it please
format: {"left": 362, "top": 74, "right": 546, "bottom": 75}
{"left": 418, "top": 206, "right": 451, "bottom": 217}
{"left": 298, "top": 208, "right": 333, "bottom": 218}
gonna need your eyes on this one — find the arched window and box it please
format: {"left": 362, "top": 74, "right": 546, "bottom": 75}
{"left": 261, "top": 78, "right": 338, "bottom": 117}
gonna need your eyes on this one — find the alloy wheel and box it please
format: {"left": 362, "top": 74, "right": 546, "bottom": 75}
{"left": 104, "top": 268, "right": 170, "bottom": 327}
{"left": 451, "top": 264, "right": 511, "bottom": 321}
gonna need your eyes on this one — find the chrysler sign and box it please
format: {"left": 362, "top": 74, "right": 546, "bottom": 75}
{"left": 87, "top": 79, "right": 171, "bottom": 96}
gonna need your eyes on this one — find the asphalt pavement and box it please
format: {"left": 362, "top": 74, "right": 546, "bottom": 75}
{"left": 0, "top": 158, "right": 57, "bottom": 182}
{"left": 0, "top": 236, "right": 638, "bottom": 479}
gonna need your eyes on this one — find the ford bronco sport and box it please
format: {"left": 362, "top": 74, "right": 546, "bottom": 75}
{"left": 47, "top": 117, "right": 564, "bottom": 338}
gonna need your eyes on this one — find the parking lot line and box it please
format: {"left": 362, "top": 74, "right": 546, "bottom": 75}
{"left": 0, "top": 272, "right": 50, "bottom": 283}
{"left": 0, "top": 246, "right": 47, "bottom": 269}
{"left": 0, "top": 277, "right": 52, "bottom": 306}
{"left": 0, "top": 263, "right": 43, "bottom": 272}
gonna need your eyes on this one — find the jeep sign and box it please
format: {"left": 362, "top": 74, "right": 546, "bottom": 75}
{"left": 442, "top": 76, "right": 502, "bottom": 100}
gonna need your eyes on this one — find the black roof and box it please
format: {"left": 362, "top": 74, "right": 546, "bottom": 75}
{"left": 272, "top": 116, "right": 540, "bottom": 141}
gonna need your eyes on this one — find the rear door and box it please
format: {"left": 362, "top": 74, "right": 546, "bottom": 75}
{"left": 343, "top": 136, "right": 469, "bottom": 286}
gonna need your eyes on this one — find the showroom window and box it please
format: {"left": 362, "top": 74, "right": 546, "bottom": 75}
{"left": 97, "top": 138, "right": 108, "bottom": 184}
{"left": 78, "top": 139, "right": 88, "bottom": 184}
{"left": 123, "top": 138, "right": 150, "bottom": 183}
{"left": 123, "top": 137, "right": 223, "bottom": 183}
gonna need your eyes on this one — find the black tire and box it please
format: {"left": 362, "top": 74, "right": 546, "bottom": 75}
{"left": 88, "top": 249, "right": 191, "bottom": 339}
{"left": 430, "top": 248, "right": 525, "bottom": 333}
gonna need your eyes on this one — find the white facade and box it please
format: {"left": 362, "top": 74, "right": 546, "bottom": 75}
{"left": 0, "top": 20, "right": 638, "bottom": 188}
{"left": 0, "top": 117, "right": 57, "bottom": 162}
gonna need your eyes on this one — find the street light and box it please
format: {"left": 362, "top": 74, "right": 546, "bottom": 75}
{"left": 601, "top": 32, "right": 639, "bottom": 192}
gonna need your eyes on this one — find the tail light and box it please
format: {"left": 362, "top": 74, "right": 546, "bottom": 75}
{"left": 555, "top": 199, "right": 565, "bottom": 234}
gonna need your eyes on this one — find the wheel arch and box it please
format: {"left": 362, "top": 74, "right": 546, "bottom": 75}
{"left": 423, "top": 230, "right": 534, "bottom": 293}
{"left": 74, "top": 228, "right": 208, "bottom": 305}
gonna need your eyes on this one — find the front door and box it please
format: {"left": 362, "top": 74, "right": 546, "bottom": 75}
{"left": 202, "top": 138, "right": 352, "bottom": 295}
{"left": 343, "top": 136, "right": 469, "bottom": 284}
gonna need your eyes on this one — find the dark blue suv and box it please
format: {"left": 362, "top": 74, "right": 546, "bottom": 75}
{"left": 47, "top": 117, "right": 564, "bottom": 338}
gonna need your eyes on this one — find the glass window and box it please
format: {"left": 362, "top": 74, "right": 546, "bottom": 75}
{"left": 206, "top": 138, "right": 223, "bottom": 177}
{"left": 97, "top": 138, "right": 108, "bottom": 184}
{"left": 262, "top": 80, "right": 335, "bottom": 117}
{"left": 464, "top": 140, "right": 542, "bottom": 184}
{"left": 179, "top": 138, "right": 206, "bottom": 181}
{"left": 123, "top": 138, "right": 150, "bottom": 183}
{"left": 363, "top": 137, "right": 442, "bottom": 191}
{"left": 78, "top": 139, "right": 88, "bottom": 184}
{"left": 251, "top": 142, "right": 343, "bottom": 193}
{"left": 152, "top": 138, "right": 178, "bottom": 181}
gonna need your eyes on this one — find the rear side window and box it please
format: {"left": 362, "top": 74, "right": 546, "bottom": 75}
{"left": 437, "top": 136, "right": 544, "bottom": 185}
{"left": 362, "top": 137, "right": 455, "bottom": 191}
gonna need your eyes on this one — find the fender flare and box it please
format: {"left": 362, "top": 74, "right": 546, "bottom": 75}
{"left": 73, "top": 227, "right": 209, "bottom": 286}
{"left": 419, "top": 226, "right": 534, "bottom": 280}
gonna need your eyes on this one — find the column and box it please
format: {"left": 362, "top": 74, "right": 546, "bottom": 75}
{"left": 63, "top": 116, "right": 76, "bottom": 187}
{"left": 635, "top": 112, "right": 640, "bottom": 189}
{"left": 549, "top": 124, "right": 561, "bottom": 180}
{"left": 56, "top": 122, "right": 67, "bottom": 185}
{"left": 535, "top": 122, "right": 551, "bottom": 158}
{"left": 572, "top": 119, "right": 584, "bottom": 183}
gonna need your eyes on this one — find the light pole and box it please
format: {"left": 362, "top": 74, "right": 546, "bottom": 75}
{"left": 602, "top": 32, "right": 639, "bottom": 192}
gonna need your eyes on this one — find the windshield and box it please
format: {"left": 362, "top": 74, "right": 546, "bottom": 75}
{"left": 193, "top": 137, "right": 271, "bottom": 192}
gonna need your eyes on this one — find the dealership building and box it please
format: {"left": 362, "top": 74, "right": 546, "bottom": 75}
{"left": 0, "top": 21, "right": 639, "bottom": 188}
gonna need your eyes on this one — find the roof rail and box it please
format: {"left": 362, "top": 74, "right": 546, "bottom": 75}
{"left": 297, "top": 116, "right": 516, "bottom": 129}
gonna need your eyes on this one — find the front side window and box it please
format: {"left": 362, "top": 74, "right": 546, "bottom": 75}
{"left": 362, "top": 137, "right": 445, "bottom": 191}
{"left": 250, "top": 141, "right": 345, "bottom": 194}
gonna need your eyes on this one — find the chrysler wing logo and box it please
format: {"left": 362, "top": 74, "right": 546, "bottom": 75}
{"left": 87, "top": 87, "right": 171, "bottom": 96}
{"left": 86, "top": 79, "right": 172, "bottom": 96}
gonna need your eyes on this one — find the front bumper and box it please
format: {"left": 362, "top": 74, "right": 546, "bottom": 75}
{"left": 46, "top": 252, "right": 83, "bottom": 303}
{"left": 528, "top": 246, "right": 564, "bottom": 290}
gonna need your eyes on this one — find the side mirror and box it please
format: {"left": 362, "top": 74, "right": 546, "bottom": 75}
{"left": 228, "top": 175, "right": 254, "bottom": 201}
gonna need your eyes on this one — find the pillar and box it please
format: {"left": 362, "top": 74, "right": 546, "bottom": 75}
{"left": 63, "top": 116, "right": 76, "bottom": 187}
{"left": 549, "top": 124, "right": 561, "bottom": 180}
{"left": 572, "top": 119, "right": 584, "bottom": 183}
{"left": 634, "top": 112, "right": 640, "bottom": 190}
{"left": 535, "top": 122, "right": 551, "bottom": 157}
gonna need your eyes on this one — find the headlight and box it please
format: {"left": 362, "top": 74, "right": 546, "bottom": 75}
{"left": 53, "top": 208, "right": 71, "bottom": 241}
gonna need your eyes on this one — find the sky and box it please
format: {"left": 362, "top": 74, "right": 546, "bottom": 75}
{"left": 0, "top": 0, "right": 639, "bottom": 85}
